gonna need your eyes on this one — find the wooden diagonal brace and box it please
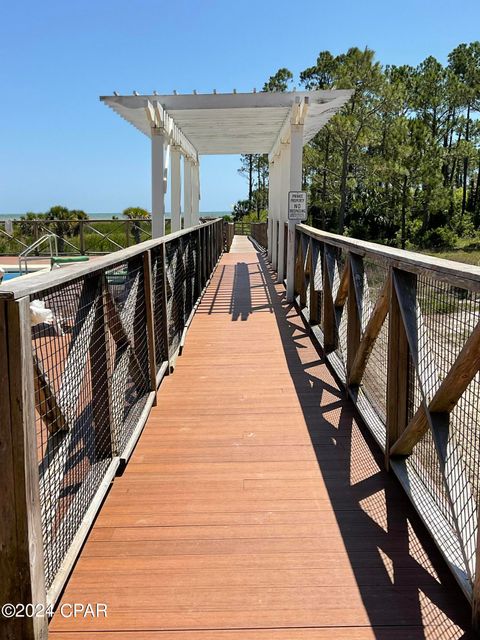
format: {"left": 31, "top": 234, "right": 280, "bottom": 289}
{"left": 390, "top": 319, "right": 480, "bottom": 456}
{"left": 104, "top": 288, "right": 149, "bottom": 391}
{"left": 334, "top": 258, "right": 350, "bottom": 308}
{"left": 348, "top": 276, "right": 390, "bottom": 386}
{"left": 33, "top": 353, "right": 68, "bottom": 433}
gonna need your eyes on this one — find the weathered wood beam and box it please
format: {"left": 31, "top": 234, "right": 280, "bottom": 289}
{"left": 0, "top": 218, "right": 222, "bottom": 302}
{"left": 0, "top": 298, "right": 48, "bottom": 639}
{"left": 104, "top": 287, "right": 150, "bottom": 391}
{"left": 322, "top": 244, "right": 337, "bottom": 352}
{"left": 90, "top": 283, "right": 114, "bottom": 459}
{"left": 294, "top": 233, "right": 307, "bottom": 307}
{"left": 393, "top": 269, "right": 438, "bottom": 404}
{"left": 33, "top": 353, "right": 68, "bottom": 434}
{"left": 348, "top": 274, "right": 390, "bottom": 386}
{"left": 334, "top": 258, "right": 350, "bottom": 308}
{"left": 143, "top": 250, "right": 157, "bottom": 398}
{"left": 390, "top": 319, "right": 480, "bottom": 456}
{"left": 386, "top": 269, "right": 412, "bottom": 467}
{"left": 347, "top": 254, "right": 363, "bottom": 378}
{"left": 309, "top": 239, "right": 321, "bottom": 325}
{"left": 298, "top": 222, "right": 480, "bottom": 293}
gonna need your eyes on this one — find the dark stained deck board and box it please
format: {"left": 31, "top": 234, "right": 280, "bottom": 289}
{"left": 50, "top": 237, "right": 473, "bottom": 638}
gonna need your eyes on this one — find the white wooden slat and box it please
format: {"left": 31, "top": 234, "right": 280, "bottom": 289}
{"left": 101, "top": 90, "right": 353, "bottom": 156}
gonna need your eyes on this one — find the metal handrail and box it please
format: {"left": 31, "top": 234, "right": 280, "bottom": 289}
{"left": 18, "top": 234, "right": 58, "bottom": 273}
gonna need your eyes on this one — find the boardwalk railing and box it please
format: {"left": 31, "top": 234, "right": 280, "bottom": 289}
{"left": 0, "top": 219, "right": 223, "bottom": 639}
{"left": 250, "top": 222, "right": 268, "bottom": 249}
{"left": 0, "top": 218, "right": 155, "bottom": 256}
{"left": 292, "top": 223, "right": 480, "bottom": 617}
{"left": 224, "top": 221, "right": 234, "bottom": 252}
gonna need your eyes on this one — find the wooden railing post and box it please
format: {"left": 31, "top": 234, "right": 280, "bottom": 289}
{"left": 204, "top": 226, "right": 209, "bottom": 276}
{"left": 0, "top": 297, "right": 48, "bottom": 640}
{"left": 143, "top": 250, "right": 157, "bottom": 398}
{"left": 33, "top": 221, "right": 40, "bottom": 245}
{"left": 160, "top": 243, "right": 171, "bottom": 372}
{"left": 322, "top": 244, "right": 338, "bottom": 353}
{"left": 473, "top": 525, "right": 480, "bottom": 631}
{"left": 309, "top": 238, "right": 321, "bottom": 325}
{"left": 203, "top": 226, "right": 208, "bottom": 283}
{"left": 207, "top": 224, "right": 212, "bottom": 270}
{"left": 385, "top": 267, "right": 412, "bottom": 467}
{"left": 195, "top": 229, "right": 203, "bottom": 297}
{"left": 125, "top": 220, "right": 130, "bottom": 247}
{"left": 347, "top": 253, "right": 363, "bottom": 380}
{"left": 294, "top": 232, "right": 307, "bottom": 307}
{"left": 79, "top": 220, "right": 86, "bottom": 255}
{"left": 201, "top": 227, "right": 207, "bottom": 286}
{"left": 90, "top": 276, "right": 115, "bottom": 459}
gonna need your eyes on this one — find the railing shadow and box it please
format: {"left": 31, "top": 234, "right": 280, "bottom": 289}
{"left": 255, "top": 249, "right": 474, "bottom": 639}
{"left": 196, "top": 261, "right": 274, "bottom": 319}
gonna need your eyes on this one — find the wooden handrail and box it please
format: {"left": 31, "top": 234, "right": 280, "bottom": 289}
{"left": 297, "top": 223, "right": 480, "bottom": 291}
{"left": 0, "top": 219, "right": 225, "bottom": 635}
{"left": 289, "top": 223, "right": 480, "bottom": 626}
{"left": 0, "top": 219, "right": 223, "bottom": 301}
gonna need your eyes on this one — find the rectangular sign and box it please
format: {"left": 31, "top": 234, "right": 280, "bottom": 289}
{"left": 288, "top": 191, "right": 307, "bottom": 221}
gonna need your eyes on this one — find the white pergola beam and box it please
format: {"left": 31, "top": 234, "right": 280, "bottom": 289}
{"left": 170, "top": 146, "right": 181, "bottom": 232}
{"left": 145, "top": 100, "right": 198, "bottom": 164}
{"left": 268, "top": 96, "right": 309, "bottom": 162}
{"left": 103, "top": 91, "right": 353, "bottom": 155}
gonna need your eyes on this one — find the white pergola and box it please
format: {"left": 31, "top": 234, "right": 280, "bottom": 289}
{"left": 101, "top": 90, "right": 352, "bottom": 300}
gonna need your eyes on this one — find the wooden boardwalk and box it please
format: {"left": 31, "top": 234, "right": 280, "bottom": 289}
{"left": 51, "top": 237, "right": 473, "bottom": 639}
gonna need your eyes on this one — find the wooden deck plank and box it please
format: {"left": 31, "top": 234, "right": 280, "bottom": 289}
{"left": 45, "top": 629, "right": 473, "bottom": 640}
{"left": 50, "top": 239, "right": 473, "bottom": 638}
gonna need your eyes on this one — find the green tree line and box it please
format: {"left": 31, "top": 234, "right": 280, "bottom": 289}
{"left": 236, "top": 43, "right": 480, "bottom": 250}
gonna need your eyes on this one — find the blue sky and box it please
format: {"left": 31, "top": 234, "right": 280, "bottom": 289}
{"left": 1, "top": 0, "right": 479, "bottom": 215}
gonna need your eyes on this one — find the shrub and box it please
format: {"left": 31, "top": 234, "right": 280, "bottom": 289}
{"left": 420, "top": 226, "right": 457, "bottom": 249}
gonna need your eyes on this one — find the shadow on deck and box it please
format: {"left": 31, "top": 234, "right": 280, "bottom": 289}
{"left": 50, "top": 236, "right": 474, "bottom": 639}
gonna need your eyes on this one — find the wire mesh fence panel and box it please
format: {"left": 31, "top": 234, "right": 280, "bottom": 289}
{"left": 452, "top": 372, "right": 480, "bottom": 578}
{"left": 293, "top": 225, "right": 480, "bottom": 601}
{"left": 251, "top": 222, "right": 268, "bottom": 249}
{"left": 414, "top": 276, "right": 480, "bottom": 582}
{"left": 408, "top": 364, "right": 456, "bottom": 527}
{"left": 312, "top": 239, "right": 323, "bottom": 326}
{"left": 150, "top": 246, "right": 169, "bottom": 369}
{"left": 305, "top": 242, "right": 311, "bottom": 316}
{"left": 165, "top": 237, "right": 186, "bottom": 355}
{"left": 32, "top": 274, "right": 113, "bottom": 590}
{"left": 361, "top": 259, "right": 389, "bottom": 423}
{"left": 183, "top": 233, "right": 198, "bottom": 321}
{"left": 0, "top": 219, "right": 223, "bottom": 610}
{"left": 104, "top": 257, "right": 151, "bottom": 456}
{"left": 334, "top": 249, "right": 348, "bottom": 374}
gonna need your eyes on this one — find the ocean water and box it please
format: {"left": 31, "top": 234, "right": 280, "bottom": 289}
{"left": 0, "top": 211, "right": 230, "bottom": 221}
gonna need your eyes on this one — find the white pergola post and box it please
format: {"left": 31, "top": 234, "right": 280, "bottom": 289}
{"left": 183, "top": 157, "right": 193, "bottom": 228}
{"left": 269, "top": 156, "right": 280, "bottom": 268}
{"left": 151, "top": 129, "right": 166, "bottom": 238}
{"left": 170, "top": 146, "right": 181, "bottom": 232}
{"left": 286, "top": 122, "right": 304, "bottom": 302}
{"left": 267, "top": 159, "right": 274, "bottom": 262}
{"left": 192, "top": 162, "right": 200, "bottom": 224}
{"left": 277, "top": 142, "right": 290, "bottom": 284}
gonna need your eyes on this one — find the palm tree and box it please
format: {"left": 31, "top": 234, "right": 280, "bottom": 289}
{"left": 44, "top": 205, "right": 88, "bottom": 253}
{"left": 123, "top": 207, "right": 150, "bottom": 244}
